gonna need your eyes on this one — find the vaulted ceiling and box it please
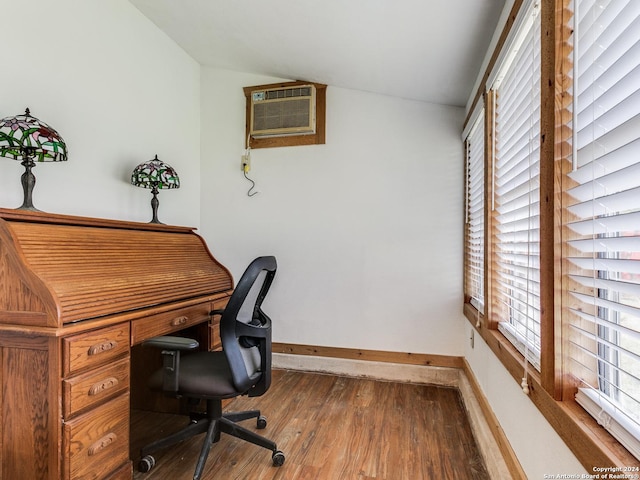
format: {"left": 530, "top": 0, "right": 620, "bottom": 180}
{"left": 129, "top": 0, "right": 507, "bottom": 107}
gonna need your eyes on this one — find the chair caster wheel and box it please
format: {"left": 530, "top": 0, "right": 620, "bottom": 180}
{"left": 257, "top": 415, "right": 267, "bottom": 429}
{"left": 272, "top": 450, "right": 285, "bottom": 467}
{"left": 138, "top": 455, "right": 156, "bottom": 473}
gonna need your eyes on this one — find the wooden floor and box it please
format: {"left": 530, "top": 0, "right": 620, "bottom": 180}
{"left": 131, "top": 369, "right": 489, "bottom": 479}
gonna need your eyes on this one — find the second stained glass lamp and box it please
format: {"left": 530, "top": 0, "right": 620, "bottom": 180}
{"left": 131, "top": 155, "right": 180, "bottom": 224}
{"left": 0, "top": 108, "right": 68, "bottom": 210}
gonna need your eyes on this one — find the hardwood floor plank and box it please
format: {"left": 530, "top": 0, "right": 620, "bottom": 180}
{"left": 131, "top": 369, "right": 490, "bottom": 479}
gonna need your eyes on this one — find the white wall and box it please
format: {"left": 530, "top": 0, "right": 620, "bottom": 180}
{"left": 200, "top": 67, "right": 466, "bottom": 356}
{"left": 465, "top": 325, "right": 586, "bottom": 477}
{"left": 0, "top": 0, "right": 201, "bottom": 226}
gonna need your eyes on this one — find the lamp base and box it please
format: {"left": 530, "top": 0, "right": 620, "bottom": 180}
{"left": 18, "top": 157, "right": 41, "bottom": 211}
{"left": 149, "top": 186, "right": 162, "bottom": 224}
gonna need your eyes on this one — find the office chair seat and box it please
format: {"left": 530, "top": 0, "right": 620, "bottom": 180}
{"left": 137, "top": 256, "right": 284, "bottom": 480}
{"left": 148, "top": 351, "right": 239, "bottom": 398}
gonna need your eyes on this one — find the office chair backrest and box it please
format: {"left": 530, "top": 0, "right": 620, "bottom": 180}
{"left": 219, "top": 256, "right": 277, "bottom": 396}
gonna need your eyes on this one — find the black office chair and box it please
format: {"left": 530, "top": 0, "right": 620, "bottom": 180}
{"left": 137, "top": 256, "right": 284, "bottom": 480}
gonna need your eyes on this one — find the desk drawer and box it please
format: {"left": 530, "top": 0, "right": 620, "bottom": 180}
{"left": 64, "top": 323, "right": 130, "bottom": 376}
{"left": 63, "top": 356, "right": 130, "bottom": 418}
{"left": 64, "top": 393, "right": 129, "bottom": 480}
{"left": 131, "top": 302, "right": 211, "bottom": 345}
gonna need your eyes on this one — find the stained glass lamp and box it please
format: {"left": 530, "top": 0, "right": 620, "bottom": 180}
{"left": 0, "top": 108, "right": 68, "bottom": 210}
{"left": 131, "top": 155, "right": 180, "bottom": 224}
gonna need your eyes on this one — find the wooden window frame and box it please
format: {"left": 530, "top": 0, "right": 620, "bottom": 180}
{"left": 243, "top": 80, "right": 327, "bottom": 149}
{"left": 462, "top": 0, "right": 640, "bottom": 471}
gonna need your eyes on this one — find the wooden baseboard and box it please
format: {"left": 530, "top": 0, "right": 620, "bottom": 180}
{"left": 461, "top": 359, "right": 527, "bottom": 480}
{"left": 272, "top": 342, "right": 464, "bottom": 369}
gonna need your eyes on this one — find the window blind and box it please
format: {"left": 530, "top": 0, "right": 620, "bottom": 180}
{"left": 565, "top": 0, "right": 640, "bottom": 459}
{"left": 465, "top": 111, "right": 485, "bottom": 314}
{"left": 492, "top": 1, "right": 542, "bottom": 369}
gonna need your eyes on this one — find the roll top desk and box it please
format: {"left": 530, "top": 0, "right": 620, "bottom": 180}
{"left": 0, "top": 208, "right": 233, "bottom": 479}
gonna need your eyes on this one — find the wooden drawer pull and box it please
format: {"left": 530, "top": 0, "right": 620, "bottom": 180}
{"left": 88, "top": 340, "right": 118, "bottom": 356}
{"left": 88, "top": 377, "right": 119, "bottom": 396}
{"left": 171, "top": 315, "right": 188, "bottom": 326}
{"left": 88, "top": 433, "right": 117, "bottom": 456}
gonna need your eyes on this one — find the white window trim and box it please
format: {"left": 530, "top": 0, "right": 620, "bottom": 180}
{"left": 497, "top": 321, "right": 541, "bottom": 371}
{"left": 576, "top": 388, "right": 640, "bottom": 461}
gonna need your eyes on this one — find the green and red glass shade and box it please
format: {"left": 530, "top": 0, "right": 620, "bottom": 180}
{"left": 131, "top": 155, "right": 180, "bottom": 224}
{"left": 0, "top": 108, "right": 68, "bottom": 210}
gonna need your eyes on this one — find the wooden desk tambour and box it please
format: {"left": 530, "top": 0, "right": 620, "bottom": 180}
{"left": 0, "top": 208, "right": 233, "bottom": 480}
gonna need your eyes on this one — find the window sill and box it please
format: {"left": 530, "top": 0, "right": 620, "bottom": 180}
{"left": 463, "top": 302, "right": 640, "bottom": 471}
{"left": 576, "top": 388, "right": 640, "bottom": 462}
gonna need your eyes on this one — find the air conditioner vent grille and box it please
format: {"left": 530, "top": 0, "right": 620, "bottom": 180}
{"left": 265, "top": 86, "right": 313, "bottom": 100}
{"left": 253, "top": 99, "right": 311, "bottom": 131}
{"left": 250, "top": 84, "right": 316, "bottom": 137}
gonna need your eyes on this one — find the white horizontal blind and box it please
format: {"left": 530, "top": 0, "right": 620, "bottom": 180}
{"left": 465, "top": 111, "right": 485, "bottom": 314}
{"left": 492, "top": 1, "right": 541, "bottom": 369}
{"left": 566, "top": 0, "right": 640, "bottom": 459}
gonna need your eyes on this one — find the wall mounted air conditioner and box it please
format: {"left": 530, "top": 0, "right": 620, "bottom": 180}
{"left": 249, "top": 84, "right": 316, "bottom": 137}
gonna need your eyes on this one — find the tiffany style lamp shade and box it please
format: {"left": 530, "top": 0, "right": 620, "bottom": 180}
{"left": 131, "top": 155, "right": 180, "bottom": 224}
{"left": 0, "top": 108, "right": 68, "bottom": 210}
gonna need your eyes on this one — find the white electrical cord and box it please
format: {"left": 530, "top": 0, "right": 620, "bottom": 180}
{"left": 243, "top": 134, "right": 258, "bottom": 197}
